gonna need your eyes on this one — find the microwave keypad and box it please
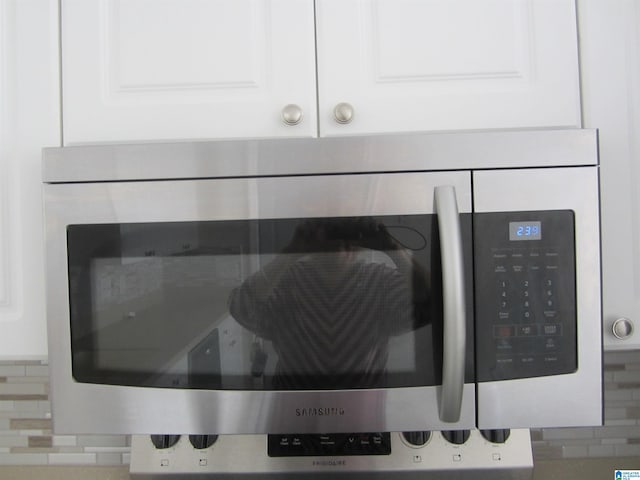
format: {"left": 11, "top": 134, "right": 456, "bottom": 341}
{"left": 474, "top": 211, "right": 577, "bottom": 382}
{"left": 492, "top": 252, "right": 565, "bottom": 362}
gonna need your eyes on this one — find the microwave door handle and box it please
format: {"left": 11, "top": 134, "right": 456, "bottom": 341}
{"left": 434, "top": 185, "right": 466, "bottom": 423}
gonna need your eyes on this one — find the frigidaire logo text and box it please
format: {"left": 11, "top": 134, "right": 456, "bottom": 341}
{"left": 312, "top": 459, "right": 346, "bottom": 467}
{"left": 295, "top": 407, "right": 345, "bottom": 417}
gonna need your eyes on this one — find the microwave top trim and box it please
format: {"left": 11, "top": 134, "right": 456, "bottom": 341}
{"left": 42, "top": 129, "right": 598, "bottom": 184}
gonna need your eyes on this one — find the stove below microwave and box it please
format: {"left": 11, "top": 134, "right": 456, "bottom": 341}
{"left": 42, "top": 129, "right": 602, "bottom": 435}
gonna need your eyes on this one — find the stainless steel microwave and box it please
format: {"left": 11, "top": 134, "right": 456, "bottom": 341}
{"left": 42, "top": 130, "right": 602, "bottom": 435}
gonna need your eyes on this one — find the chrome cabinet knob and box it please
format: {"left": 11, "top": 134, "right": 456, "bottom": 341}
{"left": 281, "top": 104, "right": 303, "bottom": 126}
{"left": 333, "top": 102, "right": 354, "bottom": 124}
{"left": 612, "top": 317, "right": 634, "bottom": 340}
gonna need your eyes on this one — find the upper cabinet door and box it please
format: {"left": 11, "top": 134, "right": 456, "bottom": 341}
{"left": 62, "top": 0, "right": 317, "bottom": 144}
{"left": 579, "top": 0, "right": 640, "bottom": 350}
{"left": 316, "top": 0, "right": 581, "bottom": 137}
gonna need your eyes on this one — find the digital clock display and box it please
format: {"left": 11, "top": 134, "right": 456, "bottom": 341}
{"left": 509, "top": 221, "right": 542, "bottom": 241}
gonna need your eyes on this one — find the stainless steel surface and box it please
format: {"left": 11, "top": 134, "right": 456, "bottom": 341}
{"left": 42, "top": 129, "right": 598, "bottom": 184}
{"left": 612, "top": 317, "right": 634, "bottom": 340}
{"left": 474, "top": 167, "right": 602, "bottom": 429}
{"left": 45, "top": 171, "right": 476, "bottom": 435}
{"left": 281, "top": 104, "right": 303, "bottom": 126}
{"left": 43, "top": 129, "right": 602, "bottom": 436}
{"left": 333, "top": 102, "right": 354, "bottom": 124}
{"left": 129, "top": 429, "right": 533, "bottom": 479}
{"left": 434, "top": 186, "right": 466, "bottom": 423}
{"left": 6, "top": 457, "right": 640, "bottom": 480}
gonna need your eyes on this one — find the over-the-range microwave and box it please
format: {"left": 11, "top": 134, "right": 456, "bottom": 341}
{"left": 42, "top": 129, "right": 602, "bottom": 435}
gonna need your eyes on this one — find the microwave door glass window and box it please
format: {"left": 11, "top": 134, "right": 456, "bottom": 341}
{"left": 66, "top": 215, "right": 453, "bottom": 391}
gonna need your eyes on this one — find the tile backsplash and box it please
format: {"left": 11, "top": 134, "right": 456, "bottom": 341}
{"left": 532, "top": 350, "right": 640, "bottom": 459}
{"left": 0, "top": 360, "right": 129, "bottom": 466}
{"left": 0, "top": 351, "right": 639, "bottom": 465}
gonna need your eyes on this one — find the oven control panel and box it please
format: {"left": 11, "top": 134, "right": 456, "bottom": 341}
{"left": 474, "top": 210, "right": 577, "bottom": 382}
{"left": 129, "top": 429, "right": 532, "bottom": 479}
{"left": 267, "top": 432, "right": 391, "bottom": 457}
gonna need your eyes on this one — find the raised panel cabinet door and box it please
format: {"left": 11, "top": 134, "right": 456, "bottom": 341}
{"left": 316, "top": 0, "right": 581, "bottom": 136}
{"left": 0, "top": 0, "right": 60, "bottom": 358}
{"left": 62, "top": 0, "right": 317, "bottom": 144}
{"left": 579, "top": 0, "right": 640, "bottom": 350}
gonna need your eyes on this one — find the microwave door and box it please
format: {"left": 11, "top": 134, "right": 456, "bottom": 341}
{"left": 45, "top": 171, "right": 476, "bottom": 434}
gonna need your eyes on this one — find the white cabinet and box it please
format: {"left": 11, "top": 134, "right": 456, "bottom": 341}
{"left": 61, "top": 0, "right": 318, "bottom": 144}
{"left": 62, "top": 0, "right": 581, "bottom": 144}
{"left": 316, "top": 0, "right": 581, "bottom": 136}
{"left": 579, "top": 0, "right": 640, "bottom": 350}
{"left": 0, "top": 0, "right": 60, "bottom": 358}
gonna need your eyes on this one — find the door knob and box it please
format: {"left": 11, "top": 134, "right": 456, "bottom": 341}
{"left": 281, "top": 104, "right": 303, "bottom": 126}
{"left": 612, "top": 317, "right": 634, "bottom": 339}
{"left": 333, "top": 102, "right": 354, "bottom": 124}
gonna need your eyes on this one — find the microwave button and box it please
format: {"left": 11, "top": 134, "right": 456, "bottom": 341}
{"left": 544, "top": 338, "right": 559, "bottom": 351}
{"left": 543, "top": 324, "right": 562, "bottom": 336}
{"left": 520, "top": 311, "right": 535, "bottom": 323}
{"left": 495, "top": 339, "right": 514, "bottom": 351}
{"left": 511, "top": 264, "right": 525, "bottom": 273}
{"left": 518, "top": 355, "right": 538, "bottom": 366}
{"left": 493, "top": 325, "right": 515, "bottom": 338}
{"left": 545, "top": 297, "right": 556, "bottom": 309}
{"left": 528, "top": 263, "right": 542, "bottom": 273}
{"left": 517, "top": 325, "right": 538, "bottom": 337}
{"left": 496, "top": 355, "right": 515, "bottom": 365}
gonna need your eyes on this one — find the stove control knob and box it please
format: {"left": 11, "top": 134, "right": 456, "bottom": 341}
{"left": 401, "top": 431, "right": 431, "bottom": 446}
{"left": 442, "top": 430, "right": 471, "bottom": 445}
{"left": 150, "top": 435, "right": 181, "bottom": 449}
{"left": 189, "top": 434, "right": 219, "bottom": 449}
{"left": 480, "top": 429, "right": 511, "bottom": 444}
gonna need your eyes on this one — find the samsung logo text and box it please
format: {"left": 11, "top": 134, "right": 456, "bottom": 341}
{"left": 295, "top": 407, "right": 345, "bottom": 417}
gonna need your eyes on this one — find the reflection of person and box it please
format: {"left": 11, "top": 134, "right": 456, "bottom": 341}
{"left": 228, "top": 218, "right": 430, "bottom": 389}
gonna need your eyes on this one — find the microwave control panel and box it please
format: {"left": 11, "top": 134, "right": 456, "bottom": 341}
{"left": 474, "top": 210, "right": 577, "bottom": 382}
